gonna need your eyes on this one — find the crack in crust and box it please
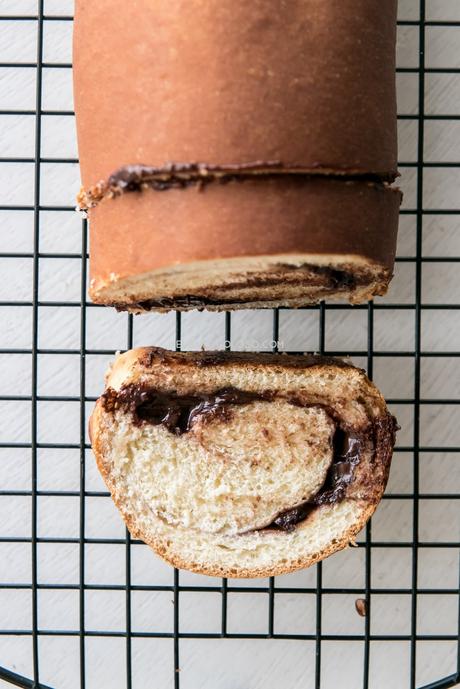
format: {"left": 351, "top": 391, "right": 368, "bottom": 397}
{"left": 77, "top": 161, "right": 397, "bottom": 212}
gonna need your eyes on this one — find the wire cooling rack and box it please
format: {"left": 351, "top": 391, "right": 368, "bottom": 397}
{"left": 0, "top": 1, "right": 459, "bottom": 688}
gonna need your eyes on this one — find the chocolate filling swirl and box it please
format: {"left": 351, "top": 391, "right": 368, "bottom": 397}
{"left": 101, "top": 385, "right": 393, "bottom": 532}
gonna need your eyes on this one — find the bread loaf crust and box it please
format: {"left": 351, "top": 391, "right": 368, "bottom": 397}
{"left": 74, "top": 0, "right": 397, "bottom": 182}
{"left": 73, "top": 0, "right": 400, "bottom": 310}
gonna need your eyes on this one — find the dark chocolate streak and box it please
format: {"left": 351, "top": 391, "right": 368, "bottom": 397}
{"left": 270, "top": 430, "right": 361, "bottom": 531}
{"left": 102, "top": 385, "right": 272, "bottom": 434}
{"left": 137, "top": 388, "right": 268, "bottom": 434}
{"left": 101, "top": 385, "right": 365, "bottom": 531}
{"left": 107, "top": 162, "right": 390, "bottom": 194}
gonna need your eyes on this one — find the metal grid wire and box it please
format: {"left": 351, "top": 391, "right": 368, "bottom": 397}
{"left": 0, "top": 0, "right": 459, "bottom": 687}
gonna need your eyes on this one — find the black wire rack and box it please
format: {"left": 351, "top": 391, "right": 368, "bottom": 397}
{"left": 0, "top": 1, "right": 459, "bottom": 688}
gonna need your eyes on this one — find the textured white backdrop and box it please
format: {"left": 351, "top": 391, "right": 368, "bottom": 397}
{"left": 0, "top": 0, "right": 459, "bottom": 688}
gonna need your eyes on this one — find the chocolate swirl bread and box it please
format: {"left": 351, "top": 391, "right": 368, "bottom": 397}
{"left": 90, "top": 348, "right": 397, "bottom": 577}
{"left": 74, "top": 0, "right": 401, "bottom": 312}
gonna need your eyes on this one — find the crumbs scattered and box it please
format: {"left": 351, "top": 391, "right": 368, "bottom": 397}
{"left": 355, "top": 598, "right": 367, "bottom": 617}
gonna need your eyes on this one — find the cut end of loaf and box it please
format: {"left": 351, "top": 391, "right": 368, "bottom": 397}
{"left": 86, "top": 176, "right": 401, "bottom": 313}
{"left": 90, "top": 348, "right": 397, "bottom": 577}
{"left": 89, "top": 255, "right": 392, "bottom": 313}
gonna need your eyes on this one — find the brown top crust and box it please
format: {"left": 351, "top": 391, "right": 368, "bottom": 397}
{"left": 74, "top": 0, "right": 398, "bottom": 184}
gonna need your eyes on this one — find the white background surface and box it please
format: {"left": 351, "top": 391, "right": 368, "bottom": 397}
{"left": 0, "top": 0, "right": 459, "bottom": 688}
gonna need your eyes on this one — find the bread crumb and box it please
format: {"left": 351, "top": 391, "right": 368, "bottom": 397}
{"left": 355, "top": 598, "right": 367, "bottom": 617}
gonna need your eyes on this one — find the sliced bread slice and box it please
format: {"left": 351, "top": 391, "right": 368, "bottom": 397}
{"left": 90, "top": 348, "right": 397, "bottom": 577}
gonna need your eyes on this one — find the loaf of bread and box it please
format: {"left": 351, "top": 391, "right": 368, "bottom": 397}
{"left": 74, "top": 0, "right": 401, "bottom": 312}
{"left": 90, "top": 348, "right": 397, "bottom": 577}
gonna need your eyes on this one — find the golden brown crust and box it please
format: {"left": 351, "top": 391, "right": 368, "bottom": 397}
{"left": 90, "top": 348, "right": 396, "bottom": 578}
